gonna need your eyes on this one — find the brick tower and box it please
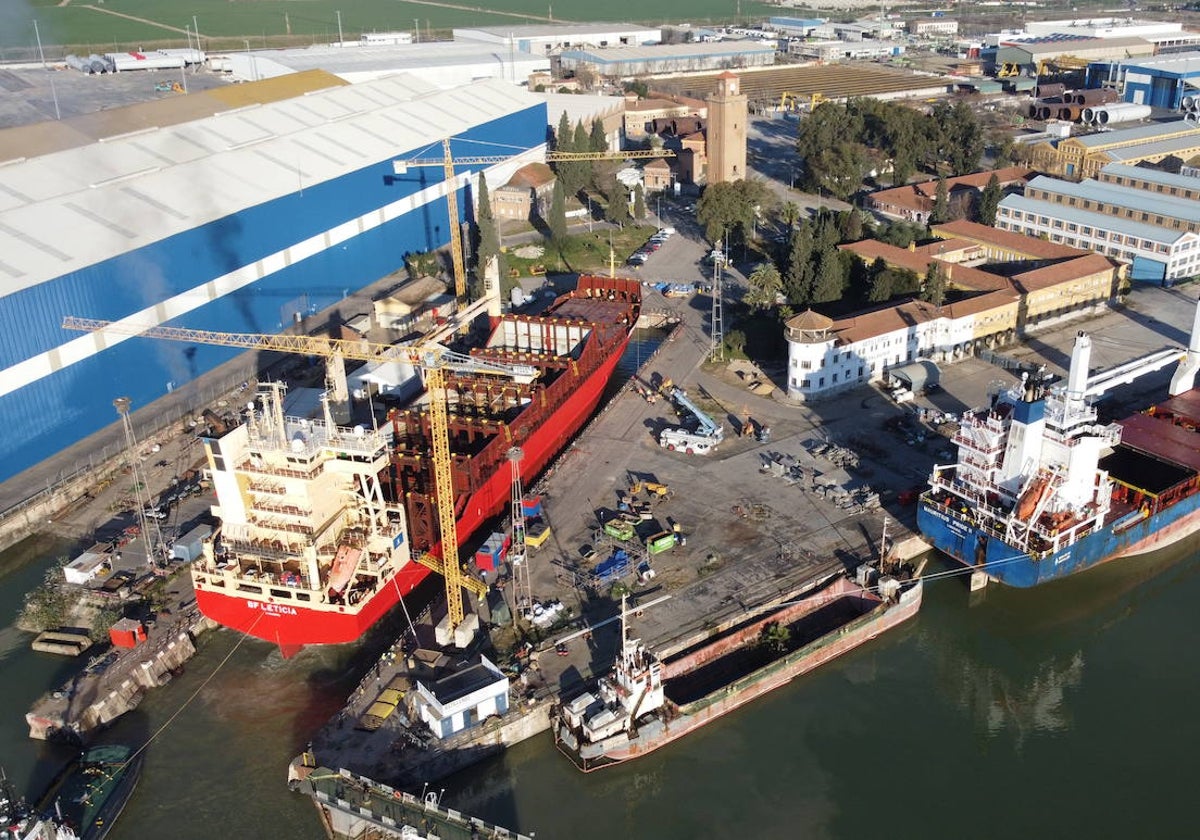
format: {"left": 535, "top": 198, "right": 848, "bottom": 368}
{"left": 705, "top": 71, "right": 747, "bottom": 184}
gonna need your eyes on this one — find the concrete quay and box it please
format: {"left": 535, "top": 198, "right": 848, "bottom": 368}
{"left": 304, "top": 280, "right": 937, "bottom": 787}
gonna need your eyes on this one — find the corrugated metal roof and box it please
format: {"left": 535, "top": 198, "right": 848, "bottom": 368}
{"left": 1100, "top": 162, "right": 1200, "bottom": 191}
{"left": 0, "top": 74, "right": 543, "bottom": 298}
{"left": 1121, "top": 50, "right": 1200, "bottom": 74}
{"left": 999, "top": 193, "right": 1194, "bottom": 245}
{"left": 1105, "top": 132, "right": 1200, "bottom": 161}
{"left": 0, "top": 70, "right": 347, "bottom": 162}
{"left": 1072, "top": 119, "right": 1200, "bottom": 148}
{"left": 1027, "top": 174, "right": 1200, "bottom": 223}
{"left": 561, "top": 42, "right": 776, "bottom": 64}
{"left": 249, "top": 41, "right": 546, "bottom": 74}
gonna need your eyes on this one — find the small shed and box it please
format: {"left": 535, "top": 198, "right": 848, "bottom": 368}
{"left": 412, "top": 655, "right": 509, "bottom": 739}
{"left": 887, "top": 360, "right": 941, "bottom": 393}
{"left": 109, "top": 618, "right": 147, "bottom": 649}
{"left": 64, "top": 543, "right": 112, "bottom": 585}
{"left": 172, "top": 524, "right": 213, "bottom": 563}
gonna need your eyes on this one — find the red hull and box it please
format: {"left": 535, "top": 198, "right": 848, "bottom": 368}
{"left": 194, "top": 279, "right": 637, "bottom": 652}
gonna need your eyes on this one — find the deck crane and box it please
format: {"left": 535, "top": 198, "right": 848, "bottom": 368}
{"left": 658, "top": 386, "right": 724, "bottom": 455}
{"left": 393, "top": 141, "right": 674, "bottom": 301}
{"left": 62, "top": 316, "right": 539, "bottom": 632}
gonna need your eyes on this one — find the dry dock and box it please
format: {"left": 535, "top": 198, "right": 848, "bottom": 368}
{"left": 304, "top": 282, "right": 941, "bottom": 787}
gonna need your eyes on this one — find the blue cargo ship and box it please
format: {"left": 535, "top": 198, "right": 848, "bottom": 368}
{"left": 918, "top": 319, "right": 1200, "bottom": 587}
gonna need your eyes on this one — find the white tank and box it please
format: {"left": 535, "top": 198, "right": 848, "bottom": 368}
{"left": 1096, "top": 104, "right": 1152, "bottom": 125}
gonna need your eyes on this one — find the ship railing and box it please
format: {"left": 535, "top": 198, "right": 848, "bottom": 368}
{"left": 250, "top": 500, "right": 313, "bottom": 518}
{"left": 221, "top": 537, "right": 309, "bottom": 562}
{"left": 247, "top": 515, "right": 316, "bottom": 536}
{"left": 247, "top": 481, "right": 287, "bottom": 497}
{"left": 238, "top": 459, "right": 319, "bottom": 481}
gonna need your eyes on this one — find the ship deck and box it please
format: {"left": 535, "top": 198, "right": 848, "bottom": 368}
{"left": 664, "top": 596, "right": 873, "bottom": 707}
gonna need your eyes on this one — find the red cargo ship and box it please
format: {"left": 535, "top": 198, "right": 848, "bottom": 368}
{"left": 191, "top": 276, "right": 640, "bottom": 654}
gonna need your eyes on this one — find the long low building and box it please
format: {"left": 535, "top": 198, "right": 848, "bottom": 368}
{"left": 995, "top": 193, "right": 1200, "bottom": 284}
{"left": 1097, "top": 162, "right": 1200, "bottom": 202}
{"left": 1024, "top": 174, "right": 1200, "bottom": 234}
{"left": 784, "top": 221, "right": 1122, "bottom": 401}
{"left": 1025, "top": 119, "right": 1200, "bottom": 179}
{"left": 228, "top": 41, "right": 550, "bottom": 87}
{"left": 0, "top": 74, "right": 547, "bottom": 487}
{"left": 557, "top": 41, "right": 777, "bottom": 77}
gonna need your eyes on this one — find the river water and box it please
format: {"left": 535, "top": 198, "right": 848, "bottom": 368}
{"left": 4, "top": 532, "right": 1197, "bottom": 838}
{"left": 2, "top": 326, "right": 1198, "bottom": 837}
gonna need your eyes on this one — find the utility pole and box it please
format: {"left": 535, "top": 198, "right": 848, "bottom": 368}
{"left": 710, "top": 241, "right": 725, "bottom": 362}
{"left": 336, "top": 10, "right": 344, "bottom": 45}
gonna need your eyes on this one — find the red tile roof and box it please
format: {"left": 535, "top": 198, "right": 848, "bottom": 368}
{"left": 931, "top": 219, "right": 1085, "bottom": 260}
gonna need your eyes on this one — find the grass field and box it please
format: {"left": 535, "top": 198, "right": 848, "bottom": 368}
{"left": 4, "top": 0, "right": 779, "bottom": 52}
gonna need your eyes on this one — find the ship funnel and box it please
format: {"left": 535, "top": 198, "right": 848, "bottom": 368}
{"left": 1169, "top": 296, "right": 1200, "bottom": 395}
{"left": 1066, "top": 330, "right": 1091, "bottom": 406}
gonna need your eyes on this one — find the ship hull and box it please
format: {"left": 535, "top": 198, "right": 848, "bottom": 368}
{"left": 193, "top": 281, "right": 636, "bottom": 651}
{"left": 557, "top": 577, "right": 922, "bottom": 770}
{"left": 917, "top": 490, "right": 1200, "bottom": 588}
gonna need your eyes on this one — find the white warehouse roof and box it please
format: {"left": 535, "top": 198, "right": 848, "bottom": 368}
{"left": 0, "top": 74, "right": 546, "bottom": 297}
{"left": 230, "top": 41, "right": 551, "bottom": 86}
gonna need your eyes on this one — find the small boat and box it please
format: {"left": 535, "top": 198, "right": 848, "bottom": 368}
{"left": 32, "top": 745, "right": 143, "bottom": 840}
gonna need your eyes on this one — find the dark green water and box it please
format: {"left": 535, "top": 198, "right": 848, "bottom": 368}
{"left": 2, "top": 532, "right": 1197, "bottom": 839}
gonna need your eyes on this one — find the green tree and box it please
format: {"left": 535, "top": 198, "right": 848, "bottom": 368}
{"left": 867, "top": 257, "right": 894, "bottom": 302}
{"left": 878, "top": 220, "right": 925, "bottom": 248}
{"left": 931, "top": 176, "right": 950, "bottom": 224}
{"left": 18, "top": 561, "right": 72, "bottom": 633}
{"left": 548, "top": 178, "right": 567, "bottom": 242}
{"left": 633, "top": 184, "right": 646, "bottom": 221}
{"left": 552, "top": 111, "right": 587, "bottom": 197}
{"left": 784, "top": 222, "right": 815, "bottom": 304}
{"left": 725, "top": 329, "right": 747, "bottom": 357}
{"left": 589, "top": 118, "right": 607, "bottom": 153}
{"left": 977, "top": 173, "right": 1002, "bottom": 227}
{"left": 921, "top": 263, "right": 947, "bottom": 308}
{"left": 623, "top": 79, "right": 649, "bottom": 98}
{"left": 696, "top": 179, "right": 770, "bottom": 245}
{"left": 475, "top": 175, "right": 500, "bottom": 286}
{"left": 554, "top": 111, "right": 572, "bottom": 150}
{"left": 606, "top": 179, "right": 629, "bottom": 227}
{"left": 992, "top": 134, "right": 1016, "bottom": 169}
{"left": 811, "top": 247, "right": 846, "bottom": 303}
{"left": 779, "top": 201, "right": 802, "bottom": 229}
{"left": 838, "top": 209, "right": 863, "bottom": 243}
{"left": 745, "top": 262, "right": 783, "bottom": 310}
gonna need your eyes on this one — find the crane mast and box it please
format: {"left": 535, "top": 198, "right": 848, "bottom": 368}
{"left": 60, "top": 317, "right": 535, "bottom": 630}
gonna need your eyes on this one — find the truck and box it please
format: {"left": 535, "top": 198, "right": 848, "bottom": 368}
{"left": 658, "top": 387, "right": 724, "bottom": 455}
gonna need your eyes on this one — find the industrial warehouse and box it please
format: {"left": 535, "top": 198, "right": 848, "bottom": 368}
{"left": 0, "top": 72, "right": 547, "bottom": 487}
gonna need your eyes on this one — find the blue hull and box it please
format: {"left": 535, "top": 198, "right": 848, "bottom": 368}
{"left": 917, "top": 492, "right": 1200, "bottom": 587}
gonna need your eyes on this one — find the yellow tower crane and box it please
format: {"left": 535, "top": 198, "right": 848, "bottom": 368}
{"left": 62, "top": 317, "right": 539, "bottom": 630}
{"left": 394, "top": 142, "right": 674, "bottom": 301}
